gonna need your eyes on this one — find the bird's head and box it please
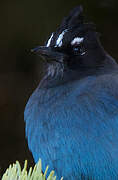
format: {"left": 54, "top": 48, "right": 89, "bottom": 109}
{"left": 32, "top": 6, "right": 105, "bottom": 77}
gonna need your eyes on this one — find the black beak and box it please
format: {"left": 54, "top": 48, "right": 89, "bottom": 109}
{"left": 31, "top": 46, "right": 67, "bottom": 63}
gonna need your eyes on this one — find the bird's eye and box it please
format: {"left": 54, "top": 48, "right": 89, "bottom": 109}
{"left": 73, "top": 47, "right": 79, "bottom": 51}
{"left": 72, "top": 44, "right": 86, "bottom": 56}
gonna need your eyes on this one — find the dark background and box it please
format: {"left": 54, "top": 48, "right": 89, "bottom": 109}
{"left": 0, "top": 0, "right": 118, "bottom": 176}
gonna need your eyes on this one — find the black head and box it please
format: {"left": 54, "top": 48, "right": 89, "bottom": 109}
{"left": 32, "top": 6, "right": 105, "bottom": 74}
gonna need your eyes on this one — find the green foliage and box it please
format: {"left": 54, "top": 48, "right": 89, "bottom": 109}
{"left": 1, "top": 159, "right": 63, "bottom": 180}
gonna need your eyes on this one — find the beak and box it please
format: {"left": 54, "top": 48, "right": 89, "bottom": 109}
{"left": 31, "top": 46, "right": 67, "bottom": 63}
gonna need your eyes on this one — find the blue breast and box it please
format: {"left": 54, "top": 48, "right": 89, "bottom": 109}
{"left": 24, "top": 74, "right": 118, "bottom": 180}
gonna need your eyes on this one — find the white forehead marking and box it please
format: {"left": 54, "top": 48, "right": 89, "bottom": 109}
{"left": 55, "top": 29, "right": 68, "bottom": 47}
{"left": 46, "top": 33, "right": 54, "bottom": 47}
{"left": 71, "top": 37, "right": 84, "bottom": 45}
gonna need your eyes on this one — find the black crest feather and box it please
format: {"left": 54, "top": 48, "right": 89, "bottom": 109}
{"left": 49, "top": 5, "right": 96, "bottom": 47}
{"left": 58, "top": 5, "right": 95, "bottom": 32}
{"left": 62, "top": 5, "right": 84, "bottom": 29}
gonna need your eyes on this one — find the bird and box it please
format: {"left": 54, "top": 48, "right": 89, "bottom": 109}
{"left": 24, "top": 5, "right": 118, "bottom": 180}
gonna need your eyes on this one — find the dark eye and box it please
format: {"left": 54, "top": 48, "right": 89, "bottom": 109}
{"left": 73, "top": 44, "right": 86, "bottom": 55}
{"left": 73, "top": 47, "right": 79, "bottom": 51}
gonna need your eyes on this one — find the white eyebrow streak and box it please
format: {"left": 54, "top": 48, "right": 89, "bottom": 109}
{"left": 46, "top": 33, "right": 54, "bottom": 47}
{"left": 71, "top": 37, "right": 84, "bottom": 45}
{"left": 55, "top": 29, "right": 68, "bottom": 47}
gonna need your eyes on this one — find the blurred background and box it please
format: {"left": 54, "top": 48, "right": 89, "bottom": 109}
{"left": 0, "top": 0, "right": 118, "bottom": 176}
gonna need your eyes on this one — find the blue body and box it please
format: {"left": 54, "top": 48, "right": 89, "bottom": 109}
{"left": 24, "top": 56, "right": 118, "bottom": 179}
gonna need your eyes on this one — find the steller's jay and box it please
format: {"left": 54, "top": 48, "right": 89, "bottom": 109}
{"left": 24, "top": 6, "right": 118, "bottom": 180}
